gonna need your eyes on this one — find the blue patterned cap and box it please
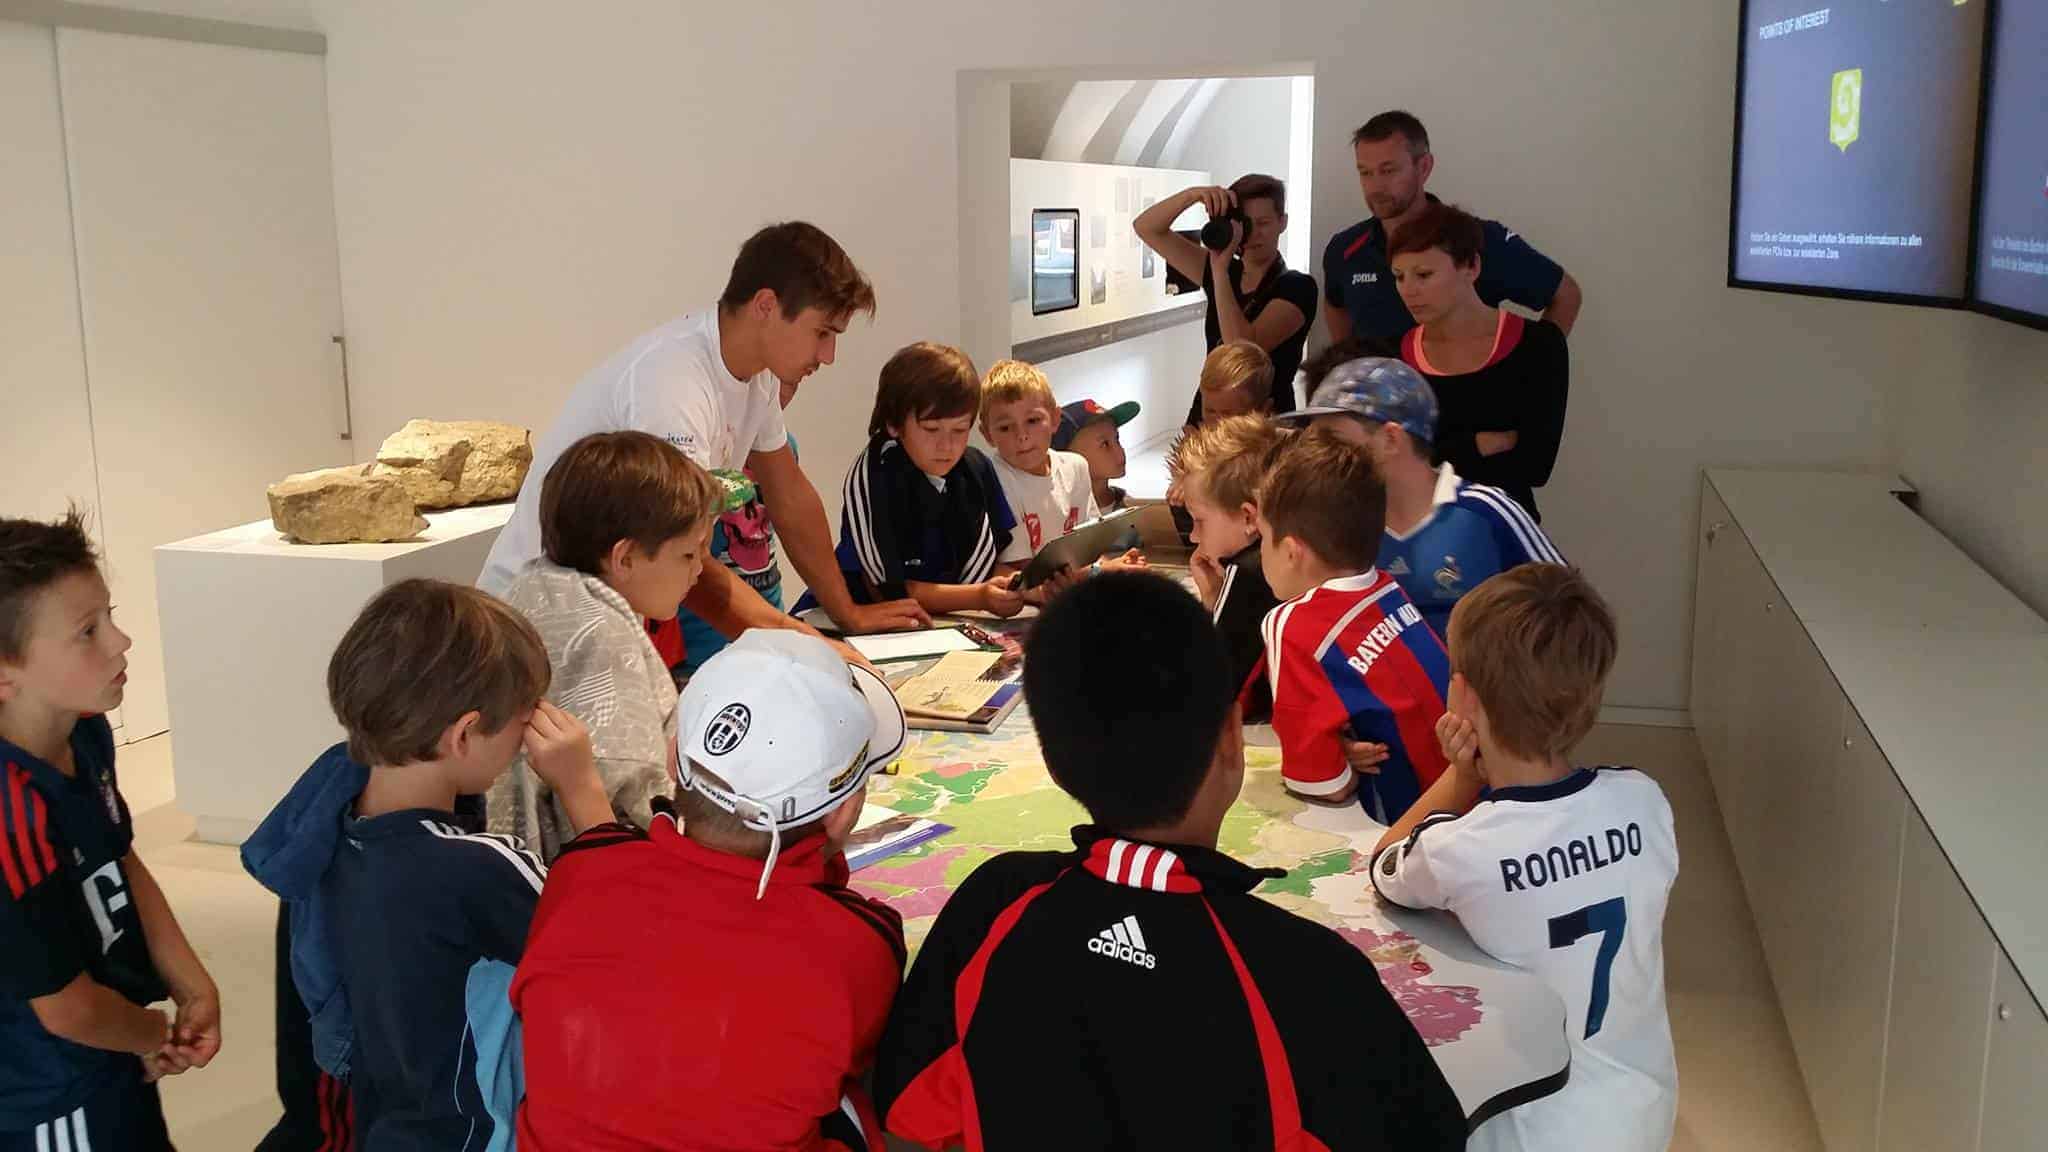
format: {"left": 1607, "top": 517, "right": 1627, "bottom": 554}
{"left": 1278, "top": 357, "right": 1436, "bottom": 444}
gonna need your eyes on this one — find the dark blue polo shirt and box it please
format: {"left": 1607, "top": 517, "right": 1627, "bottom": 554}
{"left": 1322, "top": 196, "right": 1565, "bottom": 342}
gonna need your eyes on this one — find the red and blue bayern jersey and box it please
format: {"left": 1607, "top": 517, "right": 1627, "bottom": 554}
{"left": 1262, "top": 570, "right": 1451, "bottom": 823}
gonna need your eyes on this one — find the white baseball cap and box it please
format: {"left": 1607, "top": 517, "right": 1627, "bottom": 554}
{"left": 675, "top": 629, "right": 907, "bottom": 897}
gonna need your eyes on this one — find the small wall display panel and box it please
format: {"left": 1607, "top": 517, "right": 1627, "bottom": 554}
{"left": 1030, "top": 208, "right": 1079, "bottom": 315}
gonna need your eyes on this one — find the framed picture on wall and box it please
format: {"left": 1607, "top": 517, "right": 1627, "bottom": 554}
{"left": 1030, "top": 208, "right": 1080, "bottom": 315}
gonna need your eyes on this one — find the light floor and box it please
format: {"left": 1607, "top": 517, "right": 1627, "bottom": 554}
{"left": 125, "top": 723, "right": 1823, "bottom": 1150}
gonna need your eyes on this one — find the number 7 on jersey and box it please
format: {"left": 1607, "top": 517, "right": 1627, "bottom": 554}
{"left": 1548, "top": 897, "right": 1627, "bottom": 1038}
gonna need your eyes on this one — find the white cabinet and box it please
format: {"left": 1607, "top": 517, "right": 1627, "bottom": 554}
{"left": 1692, "top": 470, "right": 2048, "bottom": 1152}
{"left": 1800, "top": 710, "right": 1905, "bottom": 1152}
{"left": 1979, "top": 952, "right": 2048, "bottom": 1152}
{"left": 0, "top": 16, "right": 346, "bottom": 745}
{"left": 1878, "top": 809, "right": 1997, "bottom": 1152}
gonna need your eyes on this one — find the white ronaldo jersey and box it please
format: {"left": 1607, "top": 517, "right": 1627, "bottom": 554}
{"left": 1372, "top": 767, "right": 1679, "bottom": 1152}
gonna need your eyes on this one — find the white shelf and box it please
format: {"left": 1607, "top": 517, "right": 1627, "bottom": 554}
{"left": 1705, "top": 469, "right": 2048, "bottom": 1009}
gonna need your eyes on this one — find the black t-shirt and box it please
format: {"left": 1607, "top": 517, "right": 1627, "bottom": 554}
{"left": 1192, "top": 259, "right": 1319, "bottom": 423}
{"left": 1214, "top": 542, "right": 1278, "bottom": 725}
{"left": 1399, "top": 314, "right": 1569, "bottom": 522}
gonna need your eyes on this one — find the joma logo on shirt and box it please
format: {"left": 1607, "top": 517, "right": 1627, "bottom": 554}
{"left": 1352, "top": 272, "right": 1378, "bottom": 285}
{"left": 1346, "top": 602, "right": 1424, "bottom": 677}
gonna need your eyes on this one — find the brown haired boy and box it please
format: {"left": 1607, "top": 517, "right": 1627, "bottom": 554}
{"left": 0, "top": 512, "right": 218, "bottom": 1150}
{"left": 244, "top": 580, "right": 608, "bottom": 1150}
{"left": 823, "top": 342, "right": 1028, "bottom": 619}
{"left": 1255, "top": 426, "right": 1451, "bottom": 821}
{"left": 488, "top": 431, "right": 722, "bottom": 859}
{"left": 1371, "top": 565, "right": 1677, "bottom": 1152}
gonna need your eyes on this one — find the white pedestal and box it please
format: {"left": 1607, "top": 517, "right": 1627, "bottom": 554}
{"left": 155, "top": 504, "right": 513, "bottom": 844}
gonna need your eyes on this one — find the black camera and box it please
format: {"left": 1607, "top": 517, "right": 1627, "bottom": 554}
{"left": 1200, "top": 207, "right": 1251, "bottom": 253}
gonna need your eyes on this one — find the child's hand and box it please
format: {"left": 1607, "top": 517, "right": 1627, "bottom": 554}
{"left": 1343, "top": 740, "right": 1389, "bottom": 775}
{"left": 1190, "top": 550, "right": 1225, "bottom": 609}
{"left": 166, "top": 985, "right": 222, "bottom": 1070}
{"left": 1023, "top": 566, "right": 1077, "bottom": 607}
{"left": 1436, "top": 710, "right": 1484, "bottom": 785}
{"left": 1098, "top": 549, "right": 1148, "bottom": 574}
{"left": 523, "top": 701, "right": 598, "bottom": 791}
{"left": 979, "top": 574, "right": 1027, "bottom": 618}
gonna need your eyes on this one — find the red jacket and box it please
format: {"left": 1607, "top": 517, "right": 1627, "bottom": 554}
{"left": 511, "top": 814, "right": 904, "bottom": 1151}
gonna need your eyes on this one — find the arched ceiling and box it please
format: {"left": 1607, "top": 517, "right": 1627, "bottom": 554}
{"left": 1013, "top": 77, "right": 1233, "bottom": 168}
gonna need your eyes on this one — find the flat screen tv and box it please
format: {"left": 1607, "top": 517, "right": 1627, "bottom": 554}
{"left": 1030, "top": 208, "right": 1080, "bottom": 315}
{"left": 1969, "top": 0, "right": 2048, "bottom": 329}
{"left": 1728, "top": 0, "right": 1987, "bottom": 305}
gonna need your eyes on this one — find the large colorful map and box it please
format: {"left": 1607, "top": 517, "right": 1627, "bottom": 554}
{"left": 853, "top": 704, "right": 1486, "bottom": 1047}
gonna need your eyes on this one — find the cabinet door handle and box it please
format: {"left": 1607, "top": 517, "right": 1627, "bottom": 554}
{"left": 333, "top": 334, "right": 354, "bottom": 442}
{"left": 1706, "top": 520, "right": 1726, "bottom": 545}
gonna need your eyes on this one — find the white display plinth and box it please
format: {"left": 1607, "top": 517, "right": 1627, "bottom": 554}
{"left": 155, "top": 504, "right": 513, "bottom": 844}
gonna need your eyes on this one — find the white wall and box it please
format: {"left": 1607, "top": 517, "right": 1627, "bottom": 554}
{"left": 107, "top": 0, "right": 1935, "bottom": 713}
{"left": 1168, "top": 75, "right": 1310, "bottom": 268}
{"left": 1883, "top": 310, "right": 2048, "bottom": 618}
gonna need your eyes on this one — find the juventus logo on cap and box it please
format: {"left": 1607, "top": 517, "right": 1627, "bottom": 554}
{"left": 703, "top": 703, "right": 751, "bottom": 756}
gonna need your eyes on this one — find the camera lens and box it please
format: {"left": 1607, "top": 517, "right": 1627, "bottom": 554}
{"left": 1200, "top": 217, "right": 1235, "bottom": 252}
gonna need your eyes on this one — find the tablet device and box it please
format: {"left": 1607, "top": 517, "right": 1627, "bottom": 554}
{"left": 1017, "top": 505, "right": 1148, "bottom": 589}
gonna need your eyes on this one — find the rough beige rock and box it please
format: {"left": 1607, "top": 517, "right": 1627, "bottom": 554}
{"left": 372, "top": 419, "right": 532, "bottom": 509}
{"left": 266, "top": 465, "right": 427, "bottom": 544}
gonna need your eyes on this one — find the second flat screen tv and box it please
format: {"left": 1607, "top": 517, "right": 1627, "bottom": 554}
{"left": 1031, "top": 209, "right": 1080, "bottom": 315}
{"left": 1971, "top": 0, "right": 2048, "bottom": 329}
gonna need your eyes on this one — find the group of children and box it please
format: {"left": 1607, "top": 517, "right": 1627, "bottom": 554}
{"left": 0, "top": 323, "right": 1678, "bottom": 1149}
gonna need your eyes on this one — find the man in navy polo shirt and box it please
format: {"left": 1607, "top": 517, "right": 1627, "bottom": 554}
{"left": 1323, "top": 110, "right": 1584, "bottom": 344}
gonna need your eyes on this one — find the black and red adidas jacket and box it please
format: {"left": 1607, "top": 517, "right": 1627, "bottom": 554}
{"left": 873, "top": 826, "right": 1466, "bottom": 1150}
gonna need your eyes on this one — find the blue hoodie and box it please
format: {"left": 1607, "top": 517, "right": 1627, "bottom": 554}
{"left": 241, "top": 742, "right": 369, "bottom": 1079}
{"left": 244, "top": 746, "right": 541, "bottom": 1149}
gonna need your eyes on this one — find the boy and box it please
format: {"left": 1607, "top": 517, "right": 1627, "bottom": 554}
{"left": 1166, "top": 415, "right": 1290, "bottom": 717}
{"left": 1184, "top": 338, "right": 1274, "bottom": 429}
{"left": 1050, "top": 398, "right": 1140, "bottom": 514}
{"left": 981, "top": 360, "right": 1145, "bottom": 579}
{"left": 830, "top": 342, "right": 1027, "bottom": 618}
{"left": 1371, "top": 565, "right": 1677, "bottom": 1152}
{"left": 245, "top": 580, "right": 610, "bottom": 1150}
{"left": 1171, "top": 341, "right": 1275, "bottom": 543}
{"left": 0, "top": 513, "right": 219, "bottom": 1151}
{"left": 875, "top": 573, "right": 1464, "bottom": 1150}
{"left": 513, "top": 629, "right": 909, "bottom": 1151}
{"left": 982, "top": 360, "right": 1098, "bottom": 560}
{"left": 490, "top": 430, "right": 724, "bottom": 860}
{"left": 1283, "top": 356, "right": 1565, "bottom": 637}
{"left": 1257, "top": 425, "right": 1451, "bottom": 821}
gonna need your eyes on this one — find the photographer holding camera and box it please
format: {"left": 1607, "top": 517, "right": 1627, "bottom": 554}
{"left": 1135, "top": 174, "right": 1318, "bottom": 424}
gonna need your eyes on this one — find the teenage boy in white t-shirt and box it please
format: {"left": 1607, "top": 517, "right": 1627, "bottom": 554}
{"left": 479, "top": 223, "right": 928, "bottom": 647}
{"left": 979, "top": 361, "right": 1144, "bottom": 576}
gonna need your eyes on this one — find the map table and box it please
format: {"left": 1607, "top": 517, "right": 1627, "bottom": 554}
{"left": 852, "top": 695, "right": 1572, "bottom": 1130}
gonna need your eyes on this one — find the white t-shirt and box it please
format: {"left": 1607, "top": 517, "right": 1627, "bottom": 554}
{"left": 990, "top": 450, "right": 1099, "bottom": 563}
{"left": 1373, "top": 768, "right": 1680, "bottom": 1152}
{"left": 479, "top": 310, "right": 788, "bottom": 595}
